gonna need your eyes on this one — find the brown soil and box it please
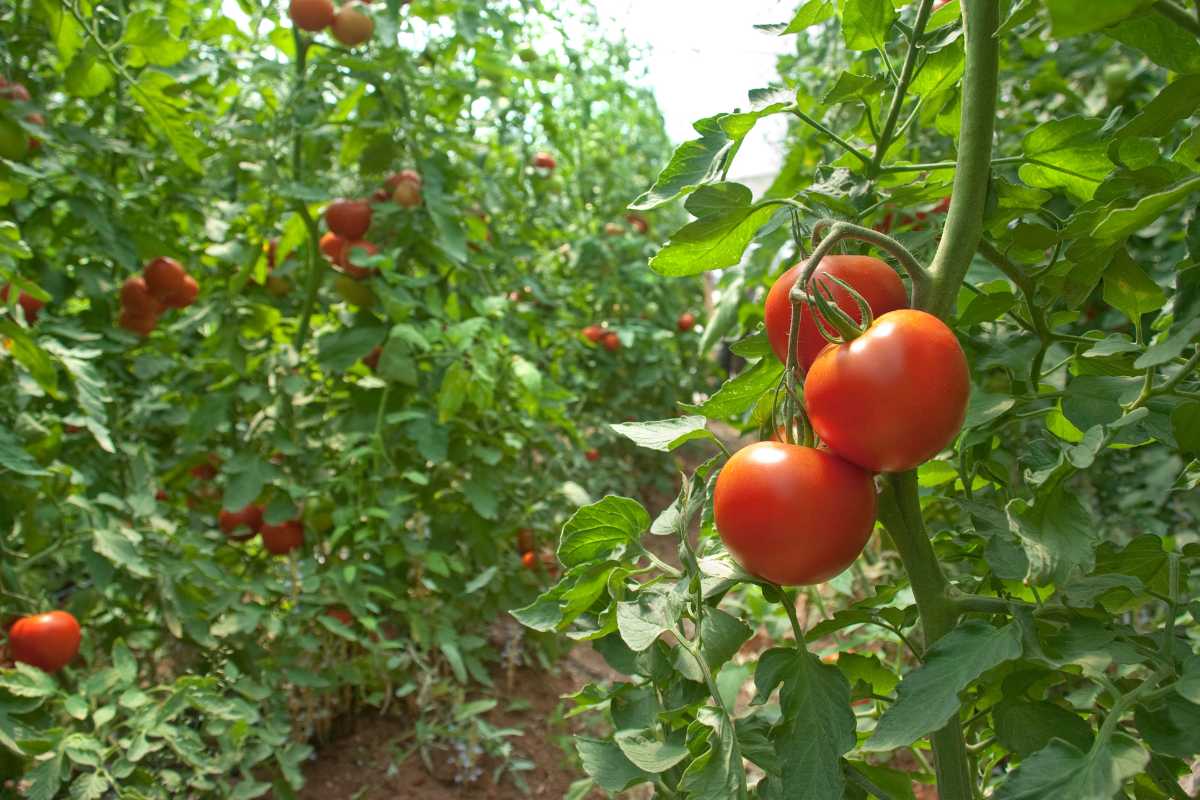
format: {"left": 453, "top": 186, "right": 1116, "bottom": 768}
{"left": 294, "top": 422, "right": 756, "bottom": 800}
{"left": 297, "top": 661, "right": 609, "bottom": 800}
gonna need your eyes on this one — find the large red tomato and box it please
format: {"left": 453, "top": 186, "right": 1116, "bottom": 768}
{"left": 9, "top": 611, "right": 82, "bottom": 673}
{"left": 764, "top": 255, "right": 908, "bottom": 372}
{"left": 261, "top": 520, "right": 304, "bottom": 555}
{"left": 804, "top": 309, "right": 969, "bottom": 472}
{"left": 713, "top": 442, "right": 877, "bottom": 585}
{"left": 325, "top": 199, "right": 372, "bottom": 239}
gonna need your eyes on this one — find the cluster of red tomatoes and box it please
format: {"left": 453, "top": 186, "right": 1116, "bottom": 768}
{"left": 0, "top": 77, "right": 45, "bottom": 160}
{"left": 219, "top": 503, "right": 306, "bottom": 556}
{"left": 289, "top": 0, "right": 375, "bottom": 46}
{"left": 516, "top": 529, "right": 557, "bottom": 576}
{"left": 118, "top": 257, "right": 200, "bottom": 336}
{"left": 714, "top": 255, "right": 969, "bottom": 586}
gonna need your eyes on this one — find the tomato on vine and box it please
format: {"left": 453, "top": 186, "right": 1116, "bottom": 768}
{"left": 713, "top": 442, "right": 877, "bottom": 585}
{"left": 261, "top": 520, "right": 304, "bottom": 555}
{"left": 290, "top": 0, "right": 334, "bottom": 31}
{"left": 677, "top": 312, "right": 696, "bottom": 332}
{"left": 804, "top": 309, "right": 969, "bottom": 473}
{"left": 325, "top": 199, "right": 372, "bottom": 239}
{"left": 8, "top": 611, "right": 81, "bottom": 673}
{"left": 764, "top": 255, "right": 908, "bottom": 372}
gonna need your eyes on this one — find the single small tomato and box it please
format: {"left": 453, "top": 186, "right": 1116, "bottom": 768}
{"left": 677, "top": 312, "right": 696, "bottom": 332}
{"left": 219, "top": 504, "right": 265, "bottom": 542}
{"left": 585, "top": 449, "right": 600, "bottom": 462}
{"left": 532, "top": 151, "right": 556, "bottom": 170}
{"left": 602, "top": 332, "right": 620, "bottom": 352}
{"left": 582, "top": 324, "right": 604, "bottom": 343}
{"left": 330, "top": 2, "right": 374, "bottom": 46}
{"left": 521, "top": 551, "right": 538, "bottom": 569}
{"left": 713, "top": 442, "right": 877, "bottom": 585}
{"left": 804, "top": 309, "right": 969, "bottom": 472}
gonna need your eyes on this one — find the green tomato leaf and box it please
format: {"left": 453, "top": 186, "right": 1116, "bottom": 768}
{"left": 576, "top": 736, "right": 654, "bottom": 793}
{"left": 865, "top": 621, "right": 1023, "bottom": 751}
{"left": 649, "top": 204, "right": 780, "bottom": 277}
{"left": 557, "top": 495, "right": 650, "bottom": 568}
{"left": 681, "top": 358, "right": 783, "bottom": 420}
{"left": 992, "top": 733, "right": 1148, "bottom": 800}
{"left": 632, "top": 116, "right": 733, "bottom": 210}
{"left": 1043, "top": 0, "right": 1153, "bottom": 36}
{"left": 678, "top": 707, "right": 745, "bottom": 800}
{"left": 753, "top": 646, "right": 854, "bottom": 799}
{"left": 840, "top": 0, "right": 897, "bottom": 51}
{"left": 609, "top": 415, "right": 713, "bottom": 452}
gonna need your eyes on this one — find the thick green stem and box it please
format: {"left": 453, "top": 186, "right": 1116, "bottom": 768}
{"left": 879, "top": 472, "right": 974, "bottom": 796}
{"left": 924, "top": 0, "right": 1001, "bottom": 320}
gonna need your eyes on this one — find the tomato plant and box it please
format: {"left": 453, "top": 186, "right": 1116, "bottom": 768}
{"left": 515, "top": 1, "right": 1200, "bottom": 798}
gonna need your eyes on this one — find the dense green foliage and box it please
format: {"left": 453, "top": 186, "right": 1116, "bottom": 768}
{"left": 517, "top": 0, "right": 1200, "bottom": 798}
{"left": 0, "top": 1, "right": 709, "bottom": 795}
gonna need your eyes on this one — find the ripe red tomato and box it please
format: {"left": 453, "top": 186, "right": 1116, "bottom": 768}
{"left": 167, "top": 274, "right": 198, "bottom": 309}
{"left": 602, "top": 332, "right": 620, "bottom": 352}
{"left": 0, "top": 78, "right": 31, "bottom": 103}
{"left": 677, "top": 312, "right": 696, "bottom": 332}
{"left": 326, "top": 607, "right": 354, "bottom": 626}
{"left": 143, "top": 257, "right": 191, "bottom": 306}
{"left": 261, "top": 520, "right": 304, "bottom": 555}
{"left": 805, "top": 309, "right": 969, "bottom": 472}
{"left": 337, "top": 240, "right": 378, "bottom": 279}
{"left": 331, "top": 2, "right": 374, "bottom": 45}
{"left": 516, "top": 528, "right": 535, "bottom": 553}
{"left": 120, "top": 276, "right": 163, "bottom": 317}
{"left": 521, "top": 551, "right": 537, "bottom": 569}
{"left": 625, "top": 213, "right": 648, "bottom": 235}
{"left": 219, "top": 504, "right": 264, "bottom": 541}
{"left": 118, "top": 308, "right": 157, "bottom": 336}
{"left": 582, "top": 324, "right": 604, "bottom": 343}
{"left": 532, "top": 151, "right": 556, "bottom": 170}
{"left": 290, "top": 0, "right": 335, "bottom": 30}
{"left": 585, "top": 449, "right": 600, "bottom": 462}
{"left": 319, "top": 231, "right": 345, "bottom": 261}
{"left": 388, "top": 170, "right": 422, "bottom": 207}
{"left": 325, "top": 199, "right": 372, "bottom": 239}
{"left": 190, "top": 455, "right": 219, "bottom": 481}
{"left": 1, "top": 285, "right": 45, "bottom": 323}
{"left": 713, "top": 442, "right": 877, "bottom": 585}
{"left": 764, "top": 255, "right": 908, "bottom": 373}
{"left": 8, "top": 611, "right": 81, "bottom": 673}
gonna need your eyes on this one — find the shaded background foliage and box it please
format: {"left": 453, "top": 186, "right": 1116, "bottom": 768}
{"left": 0, "top": 0, "right": 712, "bottom": 796}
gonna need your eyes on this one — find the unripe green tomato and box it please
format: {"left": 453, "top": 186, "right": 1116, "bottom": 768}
{"left": 333, "top": 275, "right": 376, "bottom": 308}
{"left": 1104, "top": 64, "right": 1131, "bottom": 101}
{"left": 0, "top": 118, "right": 28, "bottom": 160}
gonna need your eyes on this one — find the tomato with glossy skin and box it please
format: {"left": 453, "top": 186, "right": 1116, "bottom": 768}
{"left": 9, "top": 611, "right": 81, "bottom": 673}
{"left": 713, "top": 442, "right": 877, "bottom": 585}
{"left": 805, "top": 309, "right": 969, "bottom": 473}
{"left": 764, "top": 255, "right": 908, "bottom": 373}
{"left": 325, "top": 199, "right": 372, "bottom": 239}
{"left": 290, "top": 0, "right": 335, "bottom": 30}
{"left": 319, "top": 231, "right": 345, "bottom": 261}
{"left": 677, "top": 312, "right": 696, "bottom": 332}
{"left": 601, "top": 332, "right": 620, "bottom": 352}
{"left": 261, "top": 520, "right": 304, "bottom": 555}
{"left": 167, "top": 274, "right": 199, "bottom": 309}
{"left": 582, "top": 324, "right": 604, "bottom": 343}
{"left": 521, "top": 551, "right": 537, "bottom": 569}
